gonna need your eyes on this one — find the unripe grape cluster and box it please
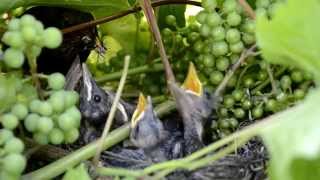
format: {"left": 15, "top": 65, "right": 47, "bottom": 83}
{"left": 26, "top": 73, "right": 81, "bottom": 145}
{"left": 0, "top": 129, "right": 26, "bottom": 179}
{"left": 1, "top": 14, "right": 62, "bottom": 69}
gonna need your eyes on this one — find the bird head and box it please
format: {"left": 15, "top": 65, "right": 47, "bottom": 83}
{"left": 130, "top": 93, "right": 165, "bottom": 149}
{"left": 169, "top": 62, "right": 214, "bottom": 141}
{"left": 79, "top": 63, "right": 110, "bottom": 126}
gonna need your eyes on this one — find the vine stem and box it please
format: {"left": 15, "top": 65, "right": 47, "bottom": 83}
{"left": 214, "top": 44, "right": 257, "bottom": 97}
{"left": 61, "top": 0, "right": 201, "bottom": 34}
{"left": 93, "top": 55, "right": 131, "bottom": 166}
{"left": 96, "top": 62, "right": 163, "bottom": 83}
{"left": 238, "top": 0, "right": 256, "bottom": 19}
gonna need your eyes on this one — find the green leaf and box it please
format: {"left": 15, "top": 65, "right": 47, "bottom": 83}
{"left": 256, "top": 0, "right": 320, "bottom": 82}
{"left": 62, "top": 163, "right": 91, "bottom": 180}
{"left": 0, "top": 0, "right": 24, "bottom": 14}
{"left": 158, "top": 5, "right": 186, "bottom": 29}
{"left": 259, "top": 89, "right": 320, "bottom": 180}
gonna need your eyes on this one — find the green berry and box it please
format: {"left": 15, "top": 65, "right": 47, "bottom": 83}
{"left": 37, "top": 116, "right": 54, "bottom": 134}
{"left": 232, "top": 89, "right": 244, "bottom": 101}
{"left": 4, "top": 137, "right": 24, "bottom": 153}
{"left": 211, "top": 26, "right": 225, "bottom": 41}
{"left": 242, "top": 19, "right": 255, "bottom": 34}
{"left": 256, "top": 8, "right": 267, "bottom": 17}
{"left": 29, "top": 99, "right": 41, "bottom": 113}
{"left": 20, "top": 14, "right": 36, "bottom": 27}
{"left": 256, "top": 0, "right": 270, "bottom": 8}
{"left": 228, "top": 118, "right": 239, "bottom": 128}
{"left": 64, "top": 91, "right": 80, "bottom": 108}
{"left": 1, "top": 114, "right": 19, "bottom": 130}
{"left": 226, "top": 28, "right": 241, "bottom": 43}
{"left": 222, "top": 0, "right": 238, "bottom": 13}
{"left": 49, "top": 128, "right": 64, "bottom": 145}
{"left": 8, "top": 18, "right": 20, "bottom": 31}
{"left": 64, "top": 128, "right": 79, "bottom": 143}
{"left": 233, "top": 108, "right": 245, "bottom": 119}
{"left": 2, "top": 31, "right": 25, "bottom": 49}
{"left": 3, "top": 48, "right": 24, "bottom": 68}
{"left": 294, "top": 89, "right": 305, "bottom": 100}
{"left": 202, "top": 0, "right": 217, "bottom": 11}
{"left": 162, "top": 28, "right": 172, "bottom": 37}
{"left": 11, "top": 103, "right": 28, "bottom": 120}
{"left": 218, "top": 119, "right": 230, "bottom": 129}
{"left": 229, "top": 41, "right": 244, "bottom": 53}
{"left": 244, "top": 77, "right": 254, "bottom": 88}
{"left": 212, "top": 41, "right": 228, "bottom": 56}
{"left": 48, "top": 73, "right": 66, "bottom": 90}
{"left": 242, "top": 99, "right": 252, "bottom": 110}
{"left": 223, "top": 95, "right": 235, "bottom": 108}
{"left": 43, "top": 27, "right": 62, "bottom": 49}
{"left": 242, "top": 33, "right": 255, "bottom": 45}
{"left": 280, "top": 75, "right": 292, "bottom": 90}
{"left": 291, "top": 70, "right": 304, "bottom": 83}
{"left": 165, "top": 15, "right": 176, "bottom": 26}
{"left": 196, "top": 11, "right": 207, "bottom": 23}
{"left": 227, "top": 12, "right": 241, "bottom": 26}
{"left": 0, "top": 129, "right": 13, "bottom": 145}
{"left": 206, "top": 13, "right": 221, "bottom": 27}
{"left": 257, "top": 71, "right": 268, "bottom": 80}
{"left": 193, "top": 40, "right": 204, "bottom": 53}
{"left": 265, "top": 99, "right": 277, "bottom": 112}
{"left": 3, "top": 153, "right": 26, "bottom": 175}
{"left": 209, "top": 71, "right": 224, "bottom": 85}
{"left": 38, "top": 101, "right": 53, "bottom": 116}
{"left": 216, "top": 57, "right": 230, "bottom": 71}
{"left": 24, "top": 113, "right": 40, "bottom": 132}
{"left": 21, "top": 26, "right": 37, "bottom": 42}
{"left": 200, "top": 24, "right": 211, "bottom": 37}
{"left": 202, "top": 54, "right": 215, "bottom": 68}
{"left": 48, "top": 91, "right": 65, "bottom": 113}
{"left": 219, "top": 108, "right": 229, "bottom": 117}
{"left": 33, "top": 132, "right": 48, "bottom": 145}
{"left": 58, "top": 113, "right": 76, "bottom": 131}
{"left": 252, "top": 106, "right": 263, "bottom": 118}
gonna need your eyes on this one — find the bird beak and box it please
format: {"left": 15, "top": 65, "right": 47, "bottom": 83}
{"left": 181, "top": 62, "right": 202, "bottom": 97}
{"left": 82, "top": 63, "right": 94, "bottom": 101}
{"left": 131, "top": 93, "right": 147, "bottom": 128}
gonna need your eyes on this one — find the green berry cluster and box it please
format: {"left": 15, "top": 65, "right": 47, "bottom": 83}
{"left": 0, "top": 129, "right": 26, "bottom": 179}
{"left": 1, "top": 14, "right": 62, "bottom": 69}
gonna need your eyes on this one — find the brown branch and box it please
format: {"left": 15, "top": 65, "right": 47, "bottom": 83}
{"left": 214, "top": 44, "right": 257, "bottom": 97}
{"left": 139, "top": 0, "right": 175, "bottom": 84}
{"left": 238, "top": 0, "right": 256, "bottom": 20}
{"left": 62, "top": 0, "right": 201, "bottom": 34}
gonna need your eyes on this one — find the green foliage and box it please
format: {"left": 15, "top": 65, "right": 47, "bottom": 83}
{"left": 260, "top": 90, "right": 320, "bottom": 180}
{"left": 256, "top": 0, "right": 320, "bottom": 82}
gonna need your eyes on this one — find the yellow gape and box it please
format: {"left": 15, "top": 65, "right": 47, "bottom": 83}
{"left": 131, "top": 93, "right": 147, "bottom": 127}
{"left": 182, "top": 62, "right": 203, "bottom": 96}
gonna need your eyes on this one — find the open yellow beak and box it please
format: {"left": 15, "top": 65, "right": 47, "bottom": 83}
{"left": 182, "top": 62, "right": 203, "bottom": 96}
{"left": 131, "top": 93, "right": 147, "bottom": 127}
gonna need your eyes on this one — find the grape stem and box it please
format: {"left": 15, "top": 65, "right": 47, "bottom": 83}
{"left": 238, "top": 0, "right": 256, "bottom": 20}
{"left": 214, "top": 44, "right": 257, "bottom": 97}
{"left": 61, "top": 0, "right": 201, "bottom": 34}
{"left": 266, "top": 64, "right": 278, "bottom": 95}
{"left": 93, "top": 55, "right": 130, "bottom": 166}
{"left": 26, "top": 52, "right": 44, "bottom": 99}
{"left": 96, "top": 62, "right": 163, "bottom": 83}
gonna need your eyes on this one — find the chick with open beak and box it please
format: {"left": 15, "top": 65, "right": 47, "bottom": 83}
{"left": 130, "top": 94, "right": 184, "bottom": 163}
{"left": 79, "top": 63, "right": 134, "bottom": 128}
{"left": 169, "top": 63, "right": 215, "bottom": 155}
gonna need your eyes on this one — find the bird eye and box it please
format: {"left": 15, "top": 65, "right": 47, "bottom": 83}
{"left": 93, "top": 95, "right": 101, "bottom": 103}
{"left": 81, "top": 36, "right": 92, "bottom": 44}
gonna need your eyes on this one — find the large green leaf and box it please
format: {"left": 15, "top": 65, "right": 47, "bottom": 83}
{"left": 256, "top": 0, "right": 320, "bottom": 82}
{"left": 0, "top": 0, "right": 137, "bottom": 53}
{"left": 259, "top": 89, "right": 320, "bottom": 180}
